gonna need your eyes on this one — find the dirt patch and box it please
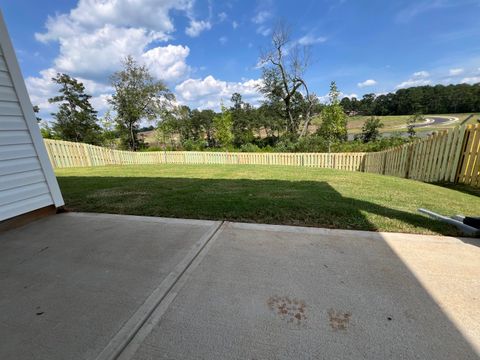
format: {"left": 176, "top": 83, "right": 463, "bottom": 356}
{"left": 267, "top": 296, "right": 307, "bottom": 325}
{"left": 328, "top": 309, "right": 351, "bottom": 330}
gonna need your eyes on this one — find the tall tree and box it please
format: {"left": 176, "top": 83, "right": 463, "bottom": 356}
{"left": 33, "top": 105, "right": 42, "bottom": 122}
{"left": 317, "top": 81, "right": 348, "bottom": 151}
{"left": 191, "top": 109, "right": 215, "bottom": 146}
{"left": 48, "top": 73, "right": 102, "bottom": 144}
{"left": 109, "top": 56, "right": 174, "bottom": 151}
{"left": 406, "top": 113, "right": 423, "bottom": 139}
{"left": 230, "top": 93, "right": 255, "bottom": 146}
{"left": 258, "top": 22, "right": 315, "bottom": 138}
{"left": 358, "top": 116, "right": 383, "bottom": 143}
{"left": 99, "top": 110, "right": 118, "bottom": 148}
{"left": 340, "top": 82, "right": 480, "bottom": 116}
{"left": 213, "top": 105, "right": 234, "bottom": 147}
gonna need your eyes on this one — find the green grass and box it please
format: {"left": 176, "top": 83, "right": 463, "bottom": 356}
{"left": 55, "top": 164, "right": 480, "bottom": 236}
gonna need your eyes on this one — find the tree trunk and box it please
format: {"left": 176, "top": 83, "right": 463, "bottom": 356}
{"left": 129, "top": 122, "right": 136, "bottom": 151}
{"left": 299, "top": 115, "right": 311, "bottom": 138}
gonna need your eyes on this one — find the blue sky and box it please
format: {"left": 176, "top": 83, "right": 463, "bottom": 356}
{"left": 2, "top": 0, "right": 480, "bottom": 120}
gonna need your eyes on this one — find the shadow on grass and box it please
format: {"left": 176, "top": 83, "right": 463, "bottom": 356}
{"left": 56, "top": 176, "right": 474, "bottom": 238}
{"left": 434, "top": 182, "right": 480, "bottom": 198}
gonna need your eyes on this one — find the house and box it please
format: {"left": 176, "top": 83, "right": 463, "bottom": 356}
{"left": 0, "top": 11, "right": 63, "bottom": 223}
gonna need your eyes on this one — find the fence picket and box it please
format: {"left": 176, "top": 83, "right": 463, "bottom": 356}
{"left": 43, "top": 124, "right": 480, "bottom": 187}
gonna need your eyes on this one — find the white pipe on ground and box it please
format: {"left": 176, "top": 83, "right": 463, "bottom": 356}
{"left": 418, "top": 208, "right": 479, "bottom": 237}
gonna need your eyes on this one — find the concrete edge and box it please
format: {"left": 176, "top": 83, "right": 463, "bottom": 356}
{"left": 55, "top": 212, "right": 476, "bottom": 245}
{"left": 116, "top": 221, "right": 230, "bottom": 360}
{"left": 62, "top": 212, "right": 218, "bottom": 227}
{"left": 227, "top": 221, "right": 473, "bottom": 245}
{"left": 95, "top": 220, "right": 223, "bottom": 360}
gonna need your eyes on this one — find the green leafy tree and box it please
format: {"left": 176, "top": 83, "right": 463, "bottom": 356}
{"left": 39, "top": 121, "right": 58, "bottom": 139}
{"left": 230, "top": 93, "right": 255, "bottom": 146}
{"left": 33, "top": 105, "right": 42, "bottom": 122}
{"left": 317, "top": 81, "right": 348, "bottom": 151}
{"left": 256, "top": 101, "right": 284, "bottom": 139}
{"left": 109, "top": 56, "right": 174, "bottom": 151}
{"left": 99, "top": 110, "right": 118, "bottom": 148}
{"left": 155, "top": 105, "right": 190, "bottom": 149}
{"left": 407, "top": 113, "right": 423, "bottom": 139}
{"left": 340, "top": 83, "right": 480, "bottom": 116}
{"left": 189, "top": 109, "right": 215, "bottom": 144}
{"left": 359, "top": 93, "right": 376, "bottom": 115}
{"left": 48, "top": 73, "right": 102, "bottom": 144}
{"left": 213, "top": 105, "right": 234, "bottom": 147}
{"left": 358, "top": 116, "right": 384, "bottom": 143}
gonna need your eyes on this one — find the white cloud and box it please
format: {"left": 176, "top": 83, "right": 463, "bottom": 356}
{"left": 219, "top": 36, "right": 228, "bottom": 45}
{"left": 297, "top": 34, "right": 327, "bottom": 46}
{"left": 413, "top": 70, "right": 430, "bottom": 78}
{"left": 141, "top": 45, "right": 191, "bottom": 82}
{"left": 232, "top": 21, "right": 239, "bottom": 29}
{"left": 54, "top": 25, "right": 160, "bottom": 78}
{"left": 449, "top": 68, "right": 464, "bottom": 76}
{"left": 395, "top": 78, "right": 431, "bottom": 89}
{"left": 318, "top": 92, "right": 357, "bottom": 104}
{"left": 89, "top": 93, "right": 112, "bottom": 113}
{"left": 395, "top": 0, "right": 461, "bottom": 23}
{"left": 25, "top": 68, "right": 60, "bottom": 113}
{"left": 30, "top": 0, "right": 200, "bottom": 121}
{"left": 34, "top": 0, "right": 196, "bottom": 81}
{"left": 395, "top": 70, "right": 432, "bottom": 88}
{"left": 252, "top": 11, "right": 272, "bottom": 24}
{"left": 256, "top": 25, "right": 272, "bottom": 37}
{"left": 185, "top": 19, "right": 212, "bottom": 37}
{"left": 341, "top": 93, "right": 358, "bottom": 101}
{"left": 357, "top": 79, "right": 377, "bottom": 88}
{"left": 175, "top": 75, "right": 263, "bottom": 110}
{"left": 36, "top": 0, "right": 194, "bottom": 42}
{"left": 218, "top": 12, "right": 227, "bottom": 22}
{"left": 461, "top": 76, "right": 480, "bottom": 84}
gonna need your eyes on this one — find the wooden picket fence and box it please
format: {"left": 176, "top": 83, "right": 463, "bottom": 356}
{"left": 44, "top": 124, "right": 480, "bottom": 187}
{"left": 44, "top": 139, "right": 367, "bottom": 171}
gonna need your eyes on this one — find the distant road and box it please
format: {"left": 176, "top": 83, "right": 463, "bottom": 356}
{"left": 412, "top": 116, "right": 458, "bottom": 128}
{"left": 348, "top": 116, "right": 461, "bottom": 140}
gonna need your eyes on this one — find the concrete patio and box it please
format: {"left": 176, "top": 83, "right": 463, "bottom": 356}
{"left": 0, "top": 212, "right": 479, "bottom": 359}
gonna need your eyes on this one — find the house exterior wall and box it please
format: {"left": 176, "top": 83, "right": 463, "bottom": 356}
{"left": 0, "top": 12, "right": 63, "bottom": 221}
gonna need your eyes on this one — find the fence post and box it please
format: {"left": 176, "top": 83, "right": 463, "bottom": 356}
{"left": 404, "top": 143, "right": 414, "bottom": 179}
{"left": 382, "top": 152, "right": 387, "bottom": 175}
{"left": 83, "top": 143, "right": 92, "bottom": 167}
{"left": 450, "top": 125, "right": 468, "bottom": 183}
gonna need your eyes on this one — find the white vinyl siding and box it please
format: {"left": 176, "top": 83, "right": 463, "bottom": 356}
{"left": 0, "top": 12, "right": 64, "bottom": 221}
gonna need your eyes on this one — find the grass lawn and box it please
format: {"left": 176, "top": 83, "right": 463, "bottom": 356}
{"left": 56, "top": 164, "right": 480, "bottom": 236}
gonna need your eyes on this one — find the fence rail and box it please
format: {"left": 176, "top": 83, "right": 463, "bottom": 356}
{"left": 44, "top": 124, "right": 480, "bottom": 187}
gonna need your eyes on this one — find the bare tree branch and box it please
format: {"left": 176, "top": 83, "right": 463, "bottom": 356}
{"left": 257, "top": 21, "right": 317, "bottom": 137}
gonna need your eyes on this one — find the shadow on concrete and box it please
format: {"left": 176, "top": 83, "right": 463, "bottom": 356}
{"left": 58, "top": 176, "right": 468, "bottom": 237}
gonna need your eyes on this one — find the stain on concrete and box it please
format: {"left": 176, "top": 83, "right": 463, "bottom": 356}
{"left": 328, "top": 309, "right": 351, "bottom": 330}
{"left": 267, "top": 296, "right": 307, "bottom": 325}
